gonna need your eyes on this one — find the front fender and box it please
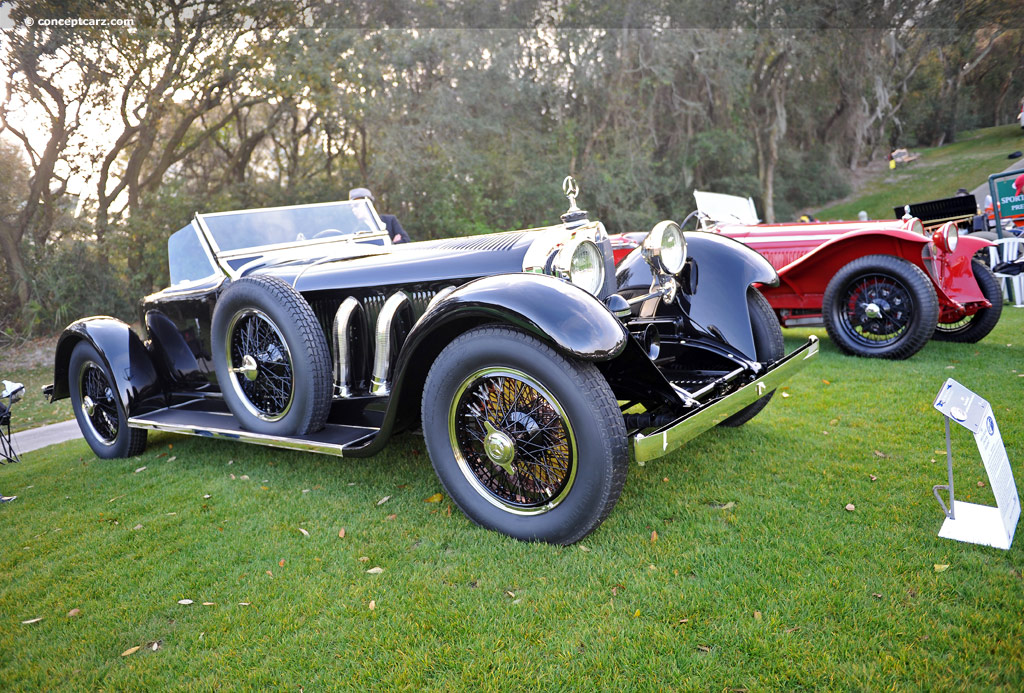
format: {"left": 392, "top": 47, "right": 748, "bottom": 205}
{"left": 616, "top": 231, "right": 778, "bottom": 360}
{"left": 344, "top": 273, "right": 628, "bottom": 456}
{"left": 50, "top": 317, "right": 164, "bottom": 416}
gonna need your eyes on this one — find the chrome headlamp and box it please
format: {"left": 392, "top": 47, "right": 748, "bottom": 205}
{"left": 642, "top": 220, "right": 687, "bottom": 275}
{"left": 553, "top": 239, "right": 605, "bottom": 295}
{"left": 932, "top": 221, "right": 959, "bottom": 253}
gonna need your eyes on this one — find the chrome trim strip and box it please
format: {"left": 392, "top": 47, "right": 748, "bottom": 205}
{"left": 425, "top": 285, "right": 456, "bottom": 314}
{"left": 632, "top": 336, "right": 819, "bottom": 463}
{"left": 127, "top": 414, "right": 378, "bottom": 458}
{"left": 333, "top": 297, "right": 364, "bottom": 398}
{"left": 370, "top": 292, "right": 410, "bottom": 396}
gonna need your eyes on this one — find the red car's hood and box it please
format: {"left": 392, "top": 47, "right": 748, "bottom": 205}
{"left": 712, "top": 220, "right": 915, "bottom": 271}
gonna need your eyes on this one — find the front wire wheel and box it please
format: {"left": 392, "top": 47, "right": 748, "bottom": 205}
{"left": 423, "top": 326, "right": 628, "bottom": 544}
{"left": 449, "top": 368, "right": 577, "bottom": 513}
{"left": 932, "top": 259, "right": 1003, "bottom": 343}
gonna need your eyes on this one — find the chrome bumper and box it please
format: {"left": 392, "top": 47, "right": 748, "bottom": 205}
{"left": 632, "top": 336, "right": 819, "bottom": 463}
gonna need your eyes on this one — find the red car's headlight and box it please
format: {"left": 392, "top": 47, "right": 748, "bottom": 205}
{"left": 931, "top": 221, "right": 958, "bottom": 253}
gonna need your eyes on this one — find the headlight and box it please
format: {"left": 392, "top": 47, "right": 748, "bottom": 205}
{"left": 932, "top": 221, "right": 958, "bottom": 253}
{"left": 552, "top": 239, "right": 605, "bottom": 295}
{"left": 642, "top": 220, "right": 687, "bottom": 275}
{"left": 903, "top": 217, "right": 924, "bottom": 236}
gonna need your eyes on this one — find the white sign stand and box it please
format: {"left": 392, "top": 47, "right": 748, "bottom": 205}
{"left": 932, "top": 378, "right": 1020, "bottom": 550}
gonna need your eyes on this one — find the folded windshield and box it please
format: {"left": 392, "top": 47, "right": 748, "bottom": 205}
{"left": 200, "top": 200, "right": 384, "bottom": 253}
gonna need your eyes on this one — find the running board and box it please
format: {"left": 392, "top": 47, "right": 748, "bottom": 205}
{"left": 128, "top": 407, "right": 377, "bottom": 457}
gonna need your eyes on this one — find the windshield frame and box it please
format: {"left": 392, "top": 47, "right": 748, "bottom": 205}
{"left": 194, "top": 199, "right": 390, "bottom": 274}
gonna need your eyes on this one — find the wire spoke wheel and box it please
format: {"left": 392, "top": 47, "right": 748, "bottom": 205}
{"left": 448, "top": 367, "right": 576, "bottom": 514}
{"left": 838, "top": 273, "right": 914, "bottom": 347}
{"left": 226, "top": 309, "right": 294, "bottom": 421}
{"left": 79, "top": 361, "right": 119, "bottom": 444}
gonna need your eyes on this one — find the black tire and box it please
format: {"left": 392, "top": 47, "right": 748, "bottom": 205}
{"left": 421, "top": 326, "right": 628, "bottom": 545}
{"left": 822, "top": 254, "right": 939, "bottom": 359}
{"left": 719, "top": 288, "right": 785, "bottom": 427}
{"left": 69, "top": 341, "right": 147, "bottom": 459}
{"left": 932, "top": 259, "right": 1003, "bottom": 343}
{"left": 212, "top": 276, "right": 331, "bottom": 435}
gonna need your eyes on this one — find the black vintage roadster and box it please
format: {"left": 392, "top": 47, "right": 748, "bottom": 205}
{"left": 46, "top": 178, "right": 818, "bottom": 544}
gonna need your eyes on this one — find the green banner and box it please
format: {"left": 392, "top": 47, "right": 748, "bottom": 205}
{"left": 995, "top": 177, "right": 1024, "bottom": 219}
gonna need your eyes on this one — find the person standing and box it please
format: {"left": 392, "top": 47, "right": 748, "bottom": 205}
{"left": 348, "top": 188, "right": 411, "bottom": 243}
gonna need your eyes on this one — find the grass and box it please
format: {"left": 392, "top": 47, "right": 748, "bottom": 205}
{"left": 1, "top": 308, "right": 1023, "bottom": 690}
{"left": 816, "top": 124, "right": 1024, "bottom": 222}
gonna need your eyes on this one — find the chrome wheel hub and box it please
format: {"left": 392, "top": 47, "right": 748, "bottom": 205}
{"left": 82, "top": 395, "right": 95, "bottom": 417}
{"left": 482, "top": 421, "right": 516, "bottom": 475}
{"left": 864, "top": 302, "right": 882, "bottom": 319}
{"left": 232, "top": 354, "right": 260, "bottom": 381}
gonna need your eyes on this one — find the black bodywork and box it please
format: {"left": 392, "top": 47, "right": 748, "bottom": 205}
{"left": 46, "top": 190, "right": 815, "bottom": 463}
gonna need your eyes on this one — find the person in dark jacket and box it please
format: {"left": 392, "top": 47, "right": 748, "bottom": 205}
{"left": 348, "top": 187, "right": 411, "bottom": 243}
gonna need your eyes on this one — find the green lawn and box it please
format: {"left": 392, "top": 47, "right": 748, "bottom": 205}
{"left": 2, "top": 308, "right": 1022, "bottom": 689}
{"left": 4, "top": 363, "right": 73, "bottom": 434}
{"left": 817, "top": 124, "right": 1024, "bottom": 222}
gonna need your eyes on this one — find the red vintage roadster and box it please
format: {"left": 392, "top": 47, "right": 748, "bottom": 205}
{"left": 612, "top": 191, "right": 1002, "bottom": 359}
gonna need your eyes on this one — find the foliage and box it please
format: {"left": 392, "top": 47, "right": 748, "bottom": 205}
{"left": 1, "top": 2, "right": 1022, "bottom": 334}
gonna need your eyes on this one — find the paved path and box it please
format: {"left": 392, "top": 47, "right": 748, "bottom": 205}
{"left": 10, "top": 419, "right": 82, "bottom": 456}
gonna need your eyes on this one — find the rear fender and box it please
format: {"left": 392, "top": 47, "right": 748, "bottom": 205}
{"left": 50, "top": 317, "right": 164, "bottom": 416}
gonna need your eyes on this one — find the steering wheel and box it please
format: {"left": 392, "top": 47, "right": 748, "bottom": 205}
{"left": 312, "top": 228, "right": 346, "bottom": 239}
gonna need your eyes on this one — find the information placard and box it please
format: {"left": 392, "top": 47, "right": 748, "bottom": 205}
{"left": 932, "top": 379, "right": 1019, "bottom": 550}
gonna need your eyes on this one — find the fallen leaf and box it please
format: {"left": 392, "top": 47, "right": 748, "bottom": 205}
{"left": 178, "top": 599, "right": 193, "bottom": 605}
{"left": 977, "top": 481, "right": 985, "bottom": 488}
{"left": 132, "top": 524, "right": 143, "bottom": 530}
{"left": 505, "top": 591, "right": 515, "bottom": 598}
{"left": 167, "top": 456, "right": 176, "bottom": 462}
{"left": 845, "top": 503, "right": 855, "bottom": 512}
{"left": 298, "top": 527, "right": 309, "bottom": 537}
{"left": 202, "top": 602, "right": 215, "bottom": 606}
{"left": 754, "top": 611, "right": 762, "bottom": 621}
{"left": 266, "top": 570, "right": 273, "bottom": 577}
{"left": 67, "top": 608, "right": 80, "bottom": 617}
{"left": 279, "top": 559, "right": 285, "bottom": 567}
{"left": 424, "top": 493, "right": 443, "bottom": 503}
{"left": 710, "top": 501, "right": 736, "bottom": 510}
{"left": 338, "top": 528, "right": 346, "bottom": 539}
{"left": 238, "top": 602, "right": 251, "bottom": 606}
{"left": 358, "top": 556, "right": 369, "bottom": 562}
{"left": 578, "top": 545, "right": 590, "bottom": 553}
{"left": 302, "top": 489, "right": 310, "bottom": 494}
{"left": 873, "top": 450, "right": 888, "bottom": 458}
{"left": 121, "top": 646, "right": 141, "bottom": 657}
{"left": 697, "top": 645, "right": 711, "bottom": 652}
{"left": 633, "top": 609, "right": 641, "bottom": 617}
{"left": 678, "top": 618, "right": 689, "bottom": 625}
{"left": 203, "top": 494, "right": 211, "bottom": 499}
{"left": 934, "top": 564, "right": 950, "bottom": 573}
{"left": 650, "top": 530, "right": 658, "bottom": 543}
{"left": 366, "top": 566, "right": 384, "bottom": 574}
{"left": 240, "top": 475, "right": 249, "bottom": 480}
{"left": 385, "top": 513, "right": 396, "bottom": 521}
{"left": 368, "top": 600, "right": 376, "bottom": 610}
{"left": 21, "top": 617, "right": 42, "bottom": 625}
{"left": 134, "top": 466, "right": 147, "bottom": 473}
{"left": 781, "top": 392, "right": 791, "bottom": 398}
{"left": 785, "top": 626, "right": 800, "bottom": 633}
{"left": 148, "top": 640, "right": 162, "bottom": 651}
{"left": 869, "top": 474, "right": 878, "bottom": 482}
{"left": 821, "top": 379, "right": 830, "bottom": 385}
{"left": 377, "top": 496, "right": 391, "bottom": 506}
{"left": 872, "top": 593, "right": 883, "bottom": 599}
